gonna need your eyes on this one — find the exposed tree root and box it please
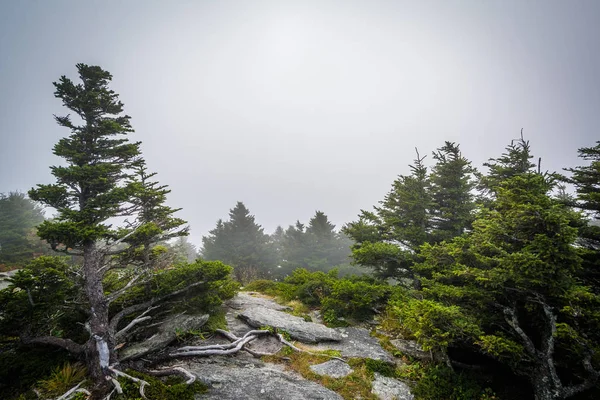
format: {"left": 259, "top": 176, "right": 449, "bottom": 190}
{"left": 171, "top": 328, "right": 347, "bottom": 363}
{"left": 55, "top": 381, "right": 90, "bottom": 400}
{"left": 106, "top": 366, "right": 150, "bottom": 400}
{"left": 143, "top": 365, "right": 197, "bottom": 384}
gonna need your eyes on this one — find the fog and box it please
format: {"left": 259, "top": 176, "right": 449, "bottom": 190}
{"left": 1, "top": 0, "right": 599, "bottom": 246}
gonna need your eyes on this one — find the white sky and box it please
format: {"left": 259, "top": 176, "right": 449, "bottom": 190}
{"left": 1, "top": 0, "right": 599, "bottom": 247}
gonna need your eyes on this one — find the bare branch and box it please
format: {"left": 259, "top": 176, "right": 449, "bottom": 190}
{"left": 115, "top": 306, "right": 159, "bottom": 341}
{"left": 106, "top": 272, "right": 148, "bottom": 304}
{"left": 109, "top": 281, "right": 205, "bottom": 332}
{"left": 503, "top": 306, "right": 536, "bottom": 355}
{"left": 21, "top": 335, "right": 85, "bottom": 354}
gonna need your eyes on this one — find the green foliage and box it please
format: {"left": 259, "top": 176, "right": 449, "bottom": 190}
{"left": 275, "top": 211, "right": 353, "bottom": 276}
{"left": 413, "top": 365, "right": 496, "bottom": 400}
{"left": 321, "top": 279, "right": 391, "bottom": 321}
{"left": 201, "top": 202, "right": 277, "bottom": 283}
{"left": 243, "top": 279, "right": 280, "bottom": 293}
{"left": 114, "top": 370, "right": 207, "bottom": 400}
{"left": 0, "top": 256, "right": 87, "bottom": 341}
{"left": 246, "top": 268, "right": 392, "bottom": 323}
{"left": 344, "top": 142, "right": 477, "bottom": 279}
{"left": 364, "top": 359, "right": 396, "bottom": 378}
{"left": 0, "top": 192, "right": 47, "bottom": 268}
{"left": 29, "top": 64, "right": 143, "bottom": 249}
{"left": 110, "top": 259, "right": 239, "bottom": 315}
{"left": 36, "top": 362, "right": 87, "bottom": 397}
{"left": 389, "top": 298, "right": 481, "bottom": 351}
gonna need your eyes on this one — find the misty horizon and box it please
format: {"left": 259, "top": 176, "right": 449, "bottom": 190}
{"left": 1, "top": 0, "right": 599, "bottom": 248}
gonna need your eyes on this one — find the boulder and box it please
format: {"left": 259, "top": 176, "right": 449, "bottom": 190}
{"left": 119, "top": 313, "right": 209, "bottom": 361}
{"left": 188, "top": 358, "right": 343, "bottom": 399}
{"left": 239, "top": 307, "right": 343, "bottom": 343}
{"left": 309, "top": 360, "right": 353, "bottom": 378}
{"left": 390, "top": 339, "right": 445, "bottom": 362}
{"left": 313, "top": 327, "right": 395, "bottom": 364}
{"left": 371, "top": 373, "right": 414, "bottom": 400}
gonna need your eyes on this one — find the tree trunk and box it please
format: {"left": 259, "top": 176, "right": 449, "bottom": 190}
{"left": 531, "top": 362, "right": 562, "bottom": 400}
{"left": 82, "top": 242, "right": 114, "bottom": 398}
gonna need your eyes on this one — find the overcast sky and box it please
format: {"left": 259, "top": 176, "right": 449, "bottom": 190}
{"left": 1, "top": 0, "right": 599, "bottom": 247}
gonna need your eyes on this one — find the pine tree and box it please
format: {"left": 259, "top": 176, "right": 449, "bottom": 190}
{"left": 411, "top": 170, "right": 599, "bottom": 399}
{"left": 563, "top": 141, "right": 600, "bottom": 290}
{"left": 344, "top": 145, "right": 474, "bottom": 279}
{"left": 27, "top": 64, "right": 188, "bottom": 395}
{"left": 0, "top": 192, "right": 47, "bottom": 268}
{"left": 429, "top": 141, "right": 477, "bottom": 241}
{"left": 201, "top": 202, "right": 276, "bottom": 282}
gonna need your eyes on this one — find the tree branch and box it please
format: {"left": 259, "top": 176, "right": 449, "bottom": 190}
{"left": 21, "top": 335, "right": 85, "bottom": 354}
{"left": 503, "top": 306, "right": 536, "bottom": 355}
{"left": 115, "top": 306, "right": 159, "bottom": 341}
{"left": 106, "top": 272, "right": 147, "bottom": 304}
{"left": 109, "top": 280, "right": 205, "bottom": 333}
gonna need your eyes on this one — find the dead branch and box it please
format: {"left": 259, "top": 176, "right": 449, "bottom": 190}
{"left": 115, "top": 306, "right": 159, "bottom": 341}
{"left": 109, "top": 280, "right": 205, "bottom": 333}
{"left": 106, "top": 272, "right": 147, "bottom": 304}
{"left": 21, "top": 335, "right": 85, "bottom": 354}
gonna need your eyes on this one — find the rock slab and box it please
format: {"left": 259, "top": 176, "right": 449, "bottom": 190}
{"left": 371, "top": 373, "right": 414, "bottom": 400}
{"left": 190, "top": 358, "right": 343, "bottom": 400}
{"left": 239, "top": 307, "right": 343, "bottom": 343}
{"left": 309, "top": 360, "right": 353, "bottom": 378}
{"left": 119, "top": 313, "right": 209, "bottom": 361}
{"left": 313, "top": 327, "right": 395, "bottom": 364}
{"left": 390, "top": 338, "right": 443, "bottom": 362}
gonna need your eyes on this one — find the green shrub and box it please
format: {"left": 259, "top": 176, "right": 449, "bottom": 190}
{"left": 37, "top": 362, "right": 87, "bottom": 397}
{"left": 321, "top": 280, "right": 391, "bottom": 321}
{"left": 243, "top": 279, "right": 279, "bottom": 293}
{"left": 413, "top": 365, "right": 496, "bottom": 400}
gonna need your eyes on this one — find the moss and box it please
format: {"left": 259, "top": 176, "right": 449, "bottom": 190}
{"left": 114, "top": 370, "right": 207, "bottom": 400}
{"left": 263, "top": 350, "right": 379, "bottom": 400}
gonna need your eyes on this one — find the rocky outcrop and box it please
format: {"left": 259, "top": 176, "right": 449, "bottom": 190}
{"left": 188, "top": 358, "right": 343, "bottom": 400}
{"left": 239, "top": 307, "right": 343, "bottom": 343}
{"left": 371, "top": 373, "right": 414, "bottom": 400}
{"left": 309, "top": 360, "right": 353, "bottom": 378}
{"left": 313, "top": 327, "right": 396, "bottom": 364}
{"left": 119, "top": 313, "right": 209, "bottom": 361}
{"left": 227, "top": 292, "right": 291, "bottom": 312}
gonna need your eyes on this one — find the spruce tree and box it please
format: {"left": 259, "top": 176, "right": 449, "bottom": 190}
{"left": 0, "top": 192, "right": 47, "bottom": 267}
{"left": 201, "top": 202, "right": 276, "bottom": 282}
{"left": 429, "top": 141, "right": 477, "bottom": 241}
{"left": 563, "top": 141, "right": 600, "bottom": 290}
{"left": 27, "top": 64, "right": 188, "bottom": 395}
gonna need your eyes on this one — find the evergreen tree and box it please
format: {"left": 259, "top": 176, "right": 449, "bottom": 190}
{"left": 276, "top": 212, "right": 351, "bottom": 275}
{"left": 429, "top": 141, "right": 477, "bottom": 241}
{"left": 563, "top": 141, "right": 600, "bottom": 290}
{"left": 344, "top": 144, "right": 476, "bottom": 279}
{"left": 0, "top": 192, "right": 47, "bottom": 268}
{"left": 201, "top": 202, "right": 276, "bottom": 282}
{"left": 409, "top": 171, "right": 599, "bottom": 399}
{"left": 480, "top": 132, "right": 536, "bottom": 195}
{"left": 26, "top": 64, "right": 188, "bottom": 396}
